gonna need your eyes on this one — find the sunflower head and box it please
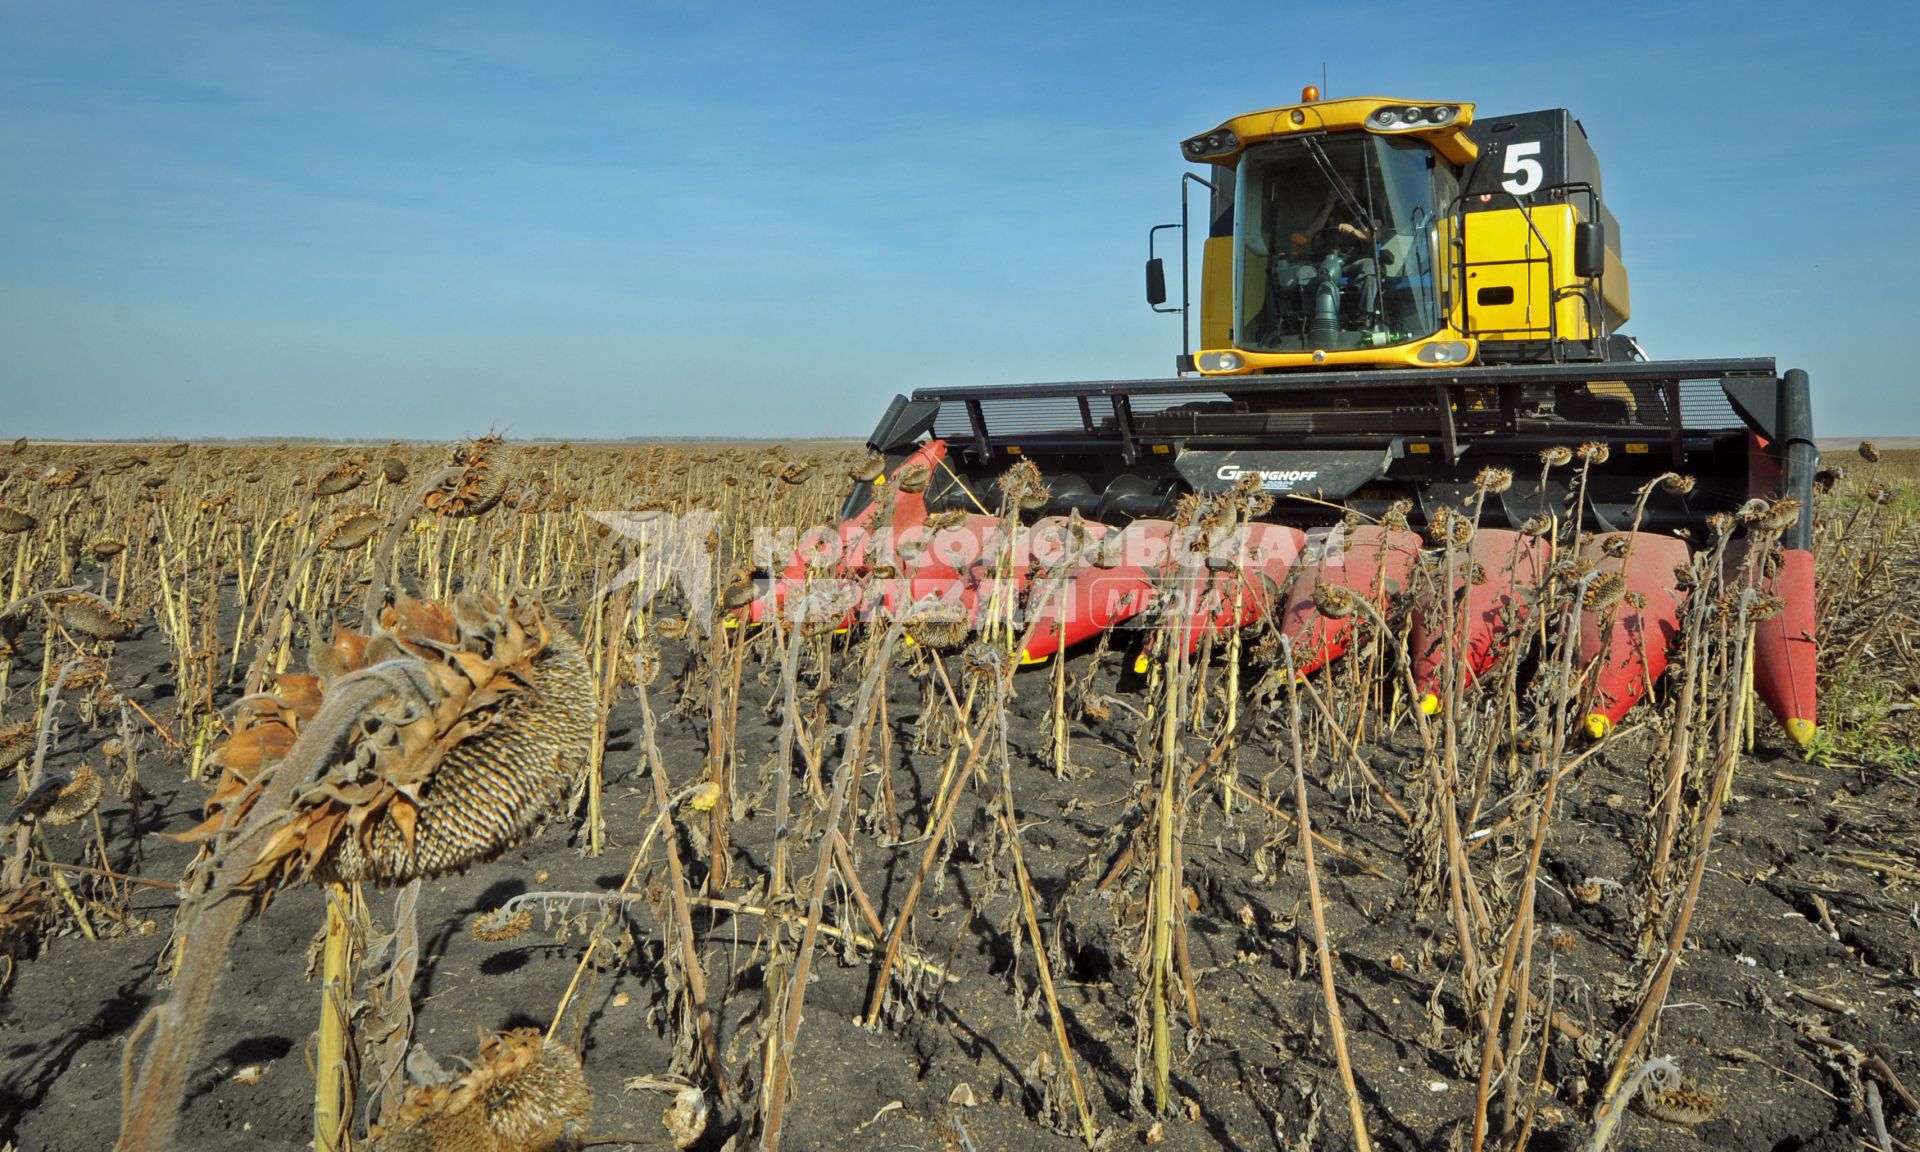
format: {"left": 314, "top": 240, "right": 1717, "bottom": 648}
{"left": 373, "top": 1029, "right": 592, "bottom": 1152}
{"left": 185, "top": 591, "right": 596, "bottom": 889}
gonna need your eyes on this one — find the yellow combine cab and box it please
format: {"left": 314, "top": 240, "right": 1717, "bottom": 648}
{"left": 1178, "top": 94, "right": 1629, "bottom": 375}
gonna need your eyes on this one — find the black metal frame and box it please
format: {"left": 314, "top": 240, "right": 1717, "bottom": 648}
{"left": 875, "top": 357, "right": 1775, "bottom": 465}
{"left": 858, "top": 360, "right": 1814, "bottom": 543}
{"left": 901, "top": 358, "right": 1773, "bottom": 404}
{"left": 1146, "top": 171, "right": 1217, "bottom": 373}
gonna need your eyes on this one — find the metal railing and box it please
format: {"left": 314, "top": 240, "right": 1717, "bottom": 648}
{"left": 898, "top": 358, "right": 1776, "bottom": 468}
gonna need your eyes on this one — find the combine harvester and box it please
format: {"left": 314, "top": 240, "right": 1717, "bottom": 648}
{"left": 751, "top": 89, "right": 1819, "bottom": 748}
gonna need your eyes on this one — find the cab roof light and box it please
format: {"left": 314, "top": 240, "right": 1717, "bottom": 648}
{"left": 1371, "top": 104, "right": 1460, "bottom": 131}
{"left": 1182, "top": 128, "right": 1241, "bottom": 160}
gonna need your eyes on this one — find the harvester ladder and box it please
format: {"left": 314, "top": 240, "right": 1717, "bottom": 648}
{"left": 1452, "top": 184, "right": 1607, "bottom": 361}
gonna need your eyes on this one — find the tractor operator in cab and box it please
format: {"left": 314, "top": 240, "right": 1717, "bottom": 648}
{"left": 1251, "top": 169, "right": 1380, "bottom": 349}
{"left": 1285, "top": 183, "right": 1374, "bottom": 257}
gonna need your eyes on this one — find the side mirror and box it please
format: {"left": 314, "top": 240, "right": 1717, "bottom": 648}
{"left": 1574, "top": 222, "right": 1605, "bottom": 278}
{"left": 1145, "top": 258, "right": 1167, "bottom": 307}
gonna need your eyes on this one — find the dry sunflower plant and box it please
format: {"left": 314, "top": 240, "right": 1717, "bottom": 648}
{"left": 0, "top": 436, "right": 1913, "bottom": 1151}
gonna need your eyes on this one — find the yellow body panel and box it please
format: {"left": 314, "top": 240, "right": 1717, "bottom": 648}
{"left": 1194, "top": 97, "right": 1479, "bottom": 166}
{"left": 1457, "top": 203, "right": 1609, "bottom": 344}
{"left": 1601, "top": 242, "right": 1631, "bottom": 325}
{"left": 1200, "top": 235, "right": 1235, "bottom": 350}
{"left": 1195, "top": 338, "right": 1477, "bottom": 373}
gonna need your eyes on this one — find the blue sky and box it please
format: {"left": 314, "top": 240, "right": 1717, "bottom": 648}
{"left": 1, "top": 1, "right": 1914, "bottom": 440}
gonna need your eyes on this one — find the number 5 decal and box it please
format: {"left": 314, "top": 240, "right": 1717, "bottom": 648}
{"left": 1502, "top": 141, "right": 1543, "bottom": 196}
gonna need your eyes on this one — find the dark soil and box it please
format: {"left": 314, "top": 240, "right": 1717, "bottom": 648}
{"left": 6, "top": 620, "right": 1920, "bottom": 1152}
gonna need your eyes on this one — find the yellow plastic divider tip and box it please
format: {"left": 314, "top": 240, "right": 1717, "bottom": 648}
{"left": 1584, "top": 713, "right": 1611, "bottom": 740}
{"left": 1018, "top": 648, "right": 1046, "bottom": 666}
{"left": 1132, "top": 653, "right": 1152, "bottom": 675}
{"left": 1418, "top": 693, "right": 1442, "bottom": 717}
{"left": 1784, "top": 717, "right": 1818, "bottom": 750}
{"left": 723, "top": 617, "right": 739, "bottom": 630}
{"left": 901, "top": 634, "right": 916, "bottom": 648}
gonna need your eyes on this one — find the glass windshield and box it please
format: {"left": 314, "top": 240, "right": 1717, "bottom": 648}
{"left": 1234, "top": 134, "right": 1444, "bottom": 353}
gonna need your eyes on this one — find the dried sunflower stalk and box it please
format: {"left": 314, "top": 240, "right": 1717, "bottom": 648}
{"left": 123, "top": 590, "right": 597, "bottom": 1152}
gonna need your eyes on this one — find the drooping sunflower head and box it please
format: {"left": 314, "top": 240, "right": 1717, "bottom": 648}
{"left": 188, "top": 591, "right": 597, "bottom": 889}
{"left": 424, "top": 435, "right": 510, "bottom": 519}
{"left": 372, "top": 1029, "right": 592, "bottom": 1152}
{"left": 47, "top": 593, "right": 139, "bottom": 641}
